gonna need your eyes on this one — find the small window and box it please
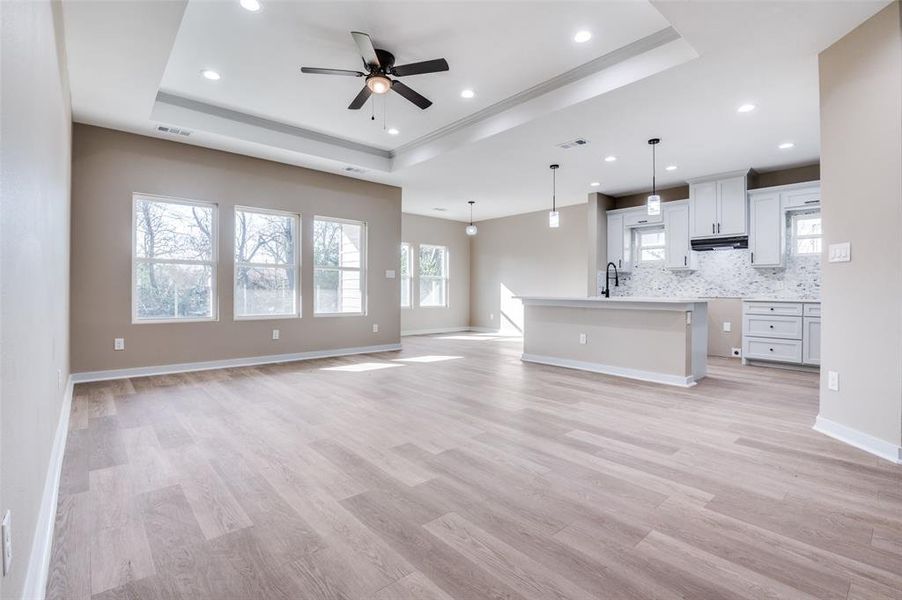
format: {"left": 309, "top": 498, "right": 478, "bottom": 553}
{"left": 419, "top": 244, "right": 449, "bottom": 307}
{"left": 637, "top": 228, "right": 666, "bottom": 263}
{"left": 313, "top": 217, "right": 366, "bottom": 315}
{"left": 793, "top": 214, "right": 822, "bottom": 255}
{"left": 133, "top": 195, "right": 217, "bottom": 322}
{"left": 234, "top": 207, "right": 299, "bottom": 319}
{"left": 400, "top": 243, "right": 412, "bottom": 308}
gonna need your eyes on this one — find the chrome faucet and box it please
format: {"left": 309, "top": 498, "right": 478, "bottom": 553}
{"left": 601, "top": 262, "right": 619, "bottom": 298}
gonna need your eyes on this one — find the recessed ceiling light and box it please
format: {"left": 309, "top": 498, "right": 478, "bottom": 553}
{"left": 201, "top": 69, "right": 221, "bottom": 81}
{"left": 778, "top": 142, "right": 795, "bottom": 149}
{"left": 573, "top": 30, "right": 592, "bottom": 43}
{"left": 387, "top": 128, "right": 399, "bottom": 136}
{"left": 665, "top": 165, "right": 678, "bottom": 171}
{"left": 604, "top": 155, "right": 617, "bottom": 162}
{"left": 460, "top": 89, "right": 475, "bottom": 99}
{"left": 737, "top": 103, "right": 756, "bottom": 113}
{"left": 239, "top": 0, "right": 261, "bottom": 11}
{"left": 590, "top": 182, "right": 600, "bottom": 187}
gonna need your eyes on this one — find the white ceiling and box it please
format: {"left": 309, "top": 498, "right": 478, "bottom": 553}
{"left": 62, "top": 0, "right": 890, "bottom": 222}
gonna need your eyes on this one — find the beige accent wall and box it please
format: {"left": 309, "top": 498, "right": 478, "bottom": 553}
{"left": 817, "top": 2, "right": 902, "bottom": 447}
{"left": 0, "top": 1, "right": 72, "bottom": 597}
{"left": 70, "top": 125, "right": 402, "bottom": 373}
{"left": 401, "top": 213, "right": 470, "bottom": 334}
{"left": 586, "top": 192, "right": 617, "bottom": 295}
{"left": 707, "top": 298, "right": 742, "bottom": 358}
{"left": 469, "top": 204, "right": 587, "bottom": 332}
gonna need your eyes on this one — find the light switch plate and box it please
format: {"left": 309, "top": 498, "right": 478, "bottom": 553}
{"left": 578, "top": 333, "right": 587, "bottom": 345}
{"left": 828, "top": 242, "right": 851, "bottom": 263}
{"left": 385, "top": 269, "right": 396, "bottom": 279}
{"left": 372, "top": 323, "right": 379, "bottom": 333}
{"left": 723, "top": 321, "right": 732, "bottom": 333}
{"left": 828, "top": 370, "right": 839, "bottom": 391}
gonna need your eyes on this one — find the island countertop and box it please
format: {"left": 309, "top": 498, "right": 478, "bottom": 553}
{"left": 516, "top": 296, "right": 708, "bottom": 311}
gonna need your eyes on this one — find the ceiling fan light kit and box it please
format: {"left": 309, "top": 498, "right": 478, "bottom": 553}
{"left": 301, "top": 31, "right": 449, "bottom": 111}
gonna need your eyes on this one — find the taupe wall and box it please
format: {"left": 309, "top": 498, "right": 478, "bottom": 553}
{"left": 401, "top": 213, "right": 470, "bottom": 334}
{"left": 817, "top": 2, "right": 902, "bottom": 447}
{"left": 707, "top": 298, "right": 742, "bottom": 358}
{"left": 71, "top": 125, "right": 402, "bottom": 373}
{"left": 0, "top": 1, "right": 72, "bottom": 597}
{"left": 469, "top": 204, "right": 587, "bottom": 332}
{"left": 587, "top": 192, "right": 617, "bottom": 295}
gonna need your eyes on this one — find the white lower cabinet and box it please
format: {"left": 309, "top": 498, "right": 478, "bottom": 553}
{"left": 742, "top": 300, "right": 820, "bottom": 368}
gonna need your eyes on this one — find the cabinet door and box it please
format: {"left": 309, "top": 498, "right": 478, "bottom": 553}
{"left": 782, "top": 187, "right": 820, "bottom": 209}
{"left": 803, "top": 317, "right": 821, "bottom": 365}
{"left": 717, "top": 176, "right": 748, "bottom": 236}
{"left": 606, "top": 213, "right": 625, "bottom": 271}
{"left": 664, "top": 204, "right": 692, "bottom": 270}
{"left": 690, "top": 181, "right": 718, "bottom": 238}
{"left": 749, "top": 193, "right": 783, "bottom": 267}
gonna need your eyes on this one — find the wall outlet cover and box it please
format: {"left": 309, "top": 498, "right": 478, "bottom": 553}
{"left": 272, "top": 329, "right": 280, "bottom": 340}
{"left": 578, "top": 333, "right": 587, "bottom": 345}
{"left": 731, "top": 347, "right": 741, "bottom": 357}
{"left": 114, "top": 338, "right": 125, "bottom": 351}
{"left": 828, "top": 370, "right": 839, "bottom": 391}
{"left": 372, "top": 323, "right": 379, "bottom": 333}
{"left": 385, "top": 269, "right": 396, "bottom": 279}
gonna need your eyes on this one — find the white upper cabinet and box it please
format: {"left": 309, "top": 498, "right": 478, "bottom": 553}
{"left": 749, "top": 192, "right": 784, "bottom": 267}
{"left": 663, "top": 201, "right": 695, "bottom": 270}
{"left": 782, "top": 186, "right": 820, "bottom": 209}
{"left": 688, "top": 171, "right": 749, "bottom": 239}
{"left": 606, "top": 212, "right": 630, "bottom": 272}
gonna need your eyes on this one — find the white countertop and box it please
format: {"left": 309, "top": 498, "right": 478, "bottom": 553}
{"left": 515, "top": 296, "right": 707, "bottom": 311}
{"left": 744, "top": 298, "right": 821, "bottom": 303}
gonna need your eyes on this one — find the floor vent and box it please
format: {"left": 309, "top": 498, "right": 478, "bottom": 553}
{"left": 156, "top": 125, "right": 192, "bottom": 137}
{"left": 556, "top": 137, "right": 589, "bottom": 149}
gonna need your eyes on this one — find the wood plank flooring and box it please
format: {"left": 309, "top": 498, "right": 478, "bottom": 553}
{"left": 47, "top": 333, "right": 902, "bottom": 599}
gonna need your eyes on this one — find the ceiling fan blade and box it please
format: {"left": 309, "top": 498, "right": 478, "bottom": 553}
{"left": 300, "top": 67, "right": 365, "bottom": 77}
{"left": 391, "top": 80, "right": 432, "bottom": 110}
{"left": 351, "top": 31, "right": 380, "bottom": 69}
{"left": 391, "top": 58, "right": 449, "bottom": 77}
{"left": 348, "top": 85, "right": 373, "bottom": 110}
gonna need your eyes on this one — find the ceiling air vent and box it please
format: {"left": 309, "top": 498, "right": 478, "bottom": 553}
{"left": 156, "top": 125, "right": 192, "bottom": 137}
{"left": 344, "top": 166, "right": 367, "bottom": 174}
{"left": 556, "top": 137, "right": 589, "bottom": 150}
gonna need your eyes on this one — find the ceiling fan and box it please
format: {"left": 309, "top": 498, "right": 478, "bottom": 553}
{"left": 300, "top": 31, "right": 449, "bottom": 110}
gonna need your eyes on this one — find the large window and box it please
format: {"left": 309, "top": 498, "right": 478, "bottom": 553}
{"left": 418, "top": 244, "right": 449, "bottom": 307}
{"left": 637, "top": 228, "right": 666, "bottom": 263}
{"left": 234, "top": 207, "right": 299, "bottom": 319}
{"left": 793, "top": 213, "right": 822, "bottom": 255}
{"left": 133, "top": 195, "right": 217, "bottom": 322}
{"left": 313, "top": 217, "right": 366, "bottom": 315}
{"left": 400, "top": 243, "right": 412, "bottom": 308}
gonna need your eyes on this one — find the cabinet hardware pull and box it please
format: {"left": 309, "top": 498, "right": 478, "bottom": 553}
{"left": 769, "top": 348, "right": 774, "bottom": 352}
{"left": 712, "top": 223, "right": 715, "bottom": 234}
{"left": 804, "top": 199, "right": 819, "bottom": 204}
{"left": 751, "top": 252, "right": 754, "bottom": 263}
{"left": 770, "top": 307, "right": 774, "bottom": 311}
{"left": 769, "top": 325, "right": 774, "bottom": 329}
{"left": 684, "top": 256, "right": 687, "bottom": 266}
{"left": 717, "top": 222, "right": 721, "bottom": 233}
{"left": 618, "top": 259, "right": 621, "bottom": 268}
{"left": 638, "top": 220, "right": 647, "bottom": 223}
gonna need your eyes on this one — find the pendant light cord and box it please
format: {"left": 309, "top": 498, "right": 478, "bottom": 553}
{"left": 469, "top": 202, "right": 474, "bottom": 226}
{"left": 552, "top": 167, "right": 557, "bottom": 211}
{"left": 652, "top": 143, "right": 656, "bottom": 196}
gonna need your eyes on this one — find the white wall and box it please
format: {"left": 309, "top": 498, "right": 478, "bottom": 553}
{"left": 0, "top": 1, "right": 72, "bottom": 597}
{"left": 401, "top": 213, "right": 470, "bottom": 334}
{"left": 817, "top": 1, "right": 902, "bottom": 457}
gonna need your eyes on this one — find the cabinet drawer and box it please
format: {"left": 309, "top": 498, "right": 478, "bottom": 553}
{"left": 743, "top": 315, "right": 802, "bottom": 340}
{"left": 804, "top": 303, "right": 821, "bottom": 317}
{"left": 743, "top": 337, "right": 803, "bottom": 363}
{"left": 744, "top": 302, "right": 803, "bottom": 316}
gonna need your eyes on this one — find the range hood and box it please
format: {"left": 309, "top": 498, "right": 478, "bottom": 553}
{"left": 690, "top": 235, "right": 748, "bottom": 251}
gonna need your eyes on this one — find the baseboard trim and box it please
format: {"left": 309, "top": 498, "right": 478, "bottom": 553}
{"left": 71, "top": 343, "right": 403, "bottom": 383}
{"left": 22, "top": 375, "right": 74, "bottom": 600}
{"left": 469, "top": 326, "right": 503, "bottom": 333}
{"left": 401, "top": 326, "right": 472, "bottom": 336}
{"left": 813, "top": 415, "right": 902, "bottom": 464}
{"left": 521, "top": 353, "right": 696, "bottom": 388}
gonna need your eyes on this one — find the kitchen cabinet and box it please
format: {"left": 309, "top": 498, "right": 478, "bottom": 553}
{"left": 803, "top": 317, "right": 821, "bottom": 365}
{"left": 688, "top": 172, "right": 748, "bottom": 239}
{"left": 606, "top": 212, "right": 630, "bottom": 272}
{"left": 782, "top": 186, "right": 820, "bottom": 209}
{"left": 623, "top": 207, "right": 662, "bottom": 227}
{"left": 742, "top": 300, "right": 820, "bottom": 369}
{"left": 663, "top": 201, "right": 695, "bottom": 270}
{"left": 749, "top": 192, "right": 784, "bottom": 267}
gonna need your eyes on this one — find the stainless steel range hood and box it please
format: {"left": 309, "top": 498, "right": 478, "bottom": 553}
{"left": 690, "top": 236, "right": 748, "bottom": 251}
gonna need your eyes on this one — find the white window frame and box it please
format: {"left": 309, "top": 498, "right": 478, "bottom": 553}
{"left": 418, "top": 244, "right": 450, "bottom": 308}
{"left": 313, "top": 216, "right": 367, "bottom": 317}
{"left": 792, "top": 213, "right": 822, "bottom": 256}
{"left": 233, "top": 206, "right": 301, "bottom": 321}
{"left": 636, "top": 227, "right": 666, "bottom": 264}
{"left": 400, "top": 242, "right": 412, "bottom": 309}
{"left": 132, "top": 193, "right": 219, "bottom": 324}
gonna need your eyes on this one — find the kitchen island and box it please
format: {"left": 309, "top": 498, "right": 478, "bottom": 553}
{"left": 517, "top": 297, "right": 708, "bottom": 387}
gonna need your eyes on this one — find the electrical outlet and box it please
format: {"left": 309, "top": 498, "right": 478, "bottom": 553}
{"left": 723, "top": 321, "right": 732, "bottom": 333}
{"left": 372, "top": 323, "right": 379, "bottom": 333}
{"left": 2, "top": 510, "right": 11, "bottom": 576}
{"left": 114, "top": 338, "right": 125, "bottom": 351}
{"left": 578, "top": 333, "right": 587, "bottom": 345}
{"left": 272, "top": 329, "right": 279, "bottom": 340}
{"left": 385, "top": 269, "right": 396, "bottom": 279}
{"left": 731, "top": 347, "right": 741, "bottom": 357}
{"left": 828, "top": 370, "right": 839, "bottom": 391}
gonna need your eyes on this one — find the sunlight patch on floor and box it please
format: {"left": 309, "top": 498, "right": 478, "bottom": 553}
{"left": 393, "top": 355, "right": 464, "bottom": 363}
{"left": 321, "top": 362, "right": 404, "bottom": 372}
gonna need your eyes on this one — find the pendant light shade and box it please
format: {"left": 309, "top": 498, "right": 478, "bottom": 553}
{"left": 549, "top": 164, "right": 560, "bottom": 228}
{"left": 465, "top": 201, "right": 478, "bottom": 236}
{"left": 647, "top": 138, "right": 661, "bottom": 216}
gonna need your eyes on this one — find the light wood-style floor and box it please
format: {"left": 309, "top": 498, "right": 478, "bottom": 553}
{"left": 47, "top": 333, "right": 902, "bottom": 600}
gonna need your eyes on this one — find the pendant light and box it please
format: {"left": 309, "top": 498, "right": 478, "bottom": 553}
{"left": 548, "top": 164, "right": 560, "bottom": 228}
{"left": 465, "top": 201, "right": 478, "bottom": 236}
{"left": 647, "top": 138, "right": 661, "bottom": 216}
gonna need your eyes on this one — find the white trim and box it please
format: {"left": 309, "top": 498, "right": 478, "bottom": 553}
{"left": 521, "top": 353, "right": 697, "bottom": 388}
{"left": 23, "top": 376, "right": 74, "bottom": 600}
{"left": 401, "top": 327, "right": 472, "bottom": 336}
{"left": 469, "top": 326, "right": 502, "bottom": 333}
{"left": 813, "top": 415, "right": 902, "bottom": 464}
{"left": 71, "top": 343, "right": 402, "bottom": 383}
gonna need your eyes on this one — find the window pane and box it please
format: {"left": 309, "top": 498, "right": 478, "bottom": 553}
{"left": 340, "top": 223, "right": 362, "bottom": 268}
{"left": 419, "top": 246, "right": 446, "bottom": 277}
{"left": 796, "top": 238, "right": 822, "bottom": 255}
{"left": 314, "top": 267, "right": 362, "bottom": 314}
{"left": 641, "top": 248, "right": 666, "bottom": 262}
{"left": 235, "top": 266, "right": 296, "bottom": 316}
{"left": 314, "top": 219, "right": 362, "bottom": 268}
{"left": 420, "top": 277, "right": 446, "bottom": 307}
{"left": 136, "top": 262, "right": 213, "bottom": 320}
{"left": 640, "top": 230, "right": 665, "bottom": 247}
{"left": 235, "top": 210, "right": 296, "bottom": 265}
{"left": 795, "top": 217, "right": 822, "bottom": 236}
{"left": 136, "top": 199, "right": 213, "bottom": 261}
{"left": 400, "top": 244, "right": 410, "bottom": 277}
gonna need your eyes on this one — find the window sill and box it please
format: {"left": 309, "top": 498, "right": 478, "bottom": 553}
{"left": 132, "top": 317, "right": 219, "bottom": 325}
{"left": 314, "top": 312, "right": 366, "bottom": 318}
{"left": 234, "top": 313, "right": 301, "bottom": 321}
